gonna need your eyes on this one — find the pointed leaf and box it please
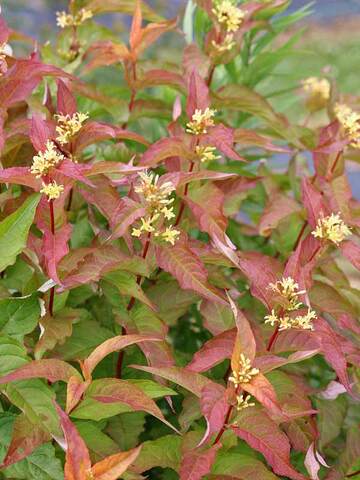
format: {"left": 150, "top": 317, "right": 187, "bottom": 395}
{"left": 91, "top": 446, "right": 142, "bottom": 480}
{"left": 0, "top": 359, "right": 81, "bottom": 385}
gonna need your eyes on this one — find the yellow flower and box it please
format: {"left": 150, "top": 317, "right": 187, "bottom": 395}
{"left": 312, "top": 213, "right": 352, "bottom": 245}
{"left": 135, "top": 171, "right": 175, "bottom": 216}
{"left": 229, "top": 353, "right": 259, "bottom": 386}
{"left": 302, "top": 77, "right": 330, "bottom": 101}
{"left": 55, "top": 112, "right": 89, "bottom": 145}
{"left": 186, "top": 108, "right": 217, "bottom": 135}
{"left": 195, "top": 145, "right": 221, "bottom": 163}
{"left": 265, "top": 308, "right": 316, "bottom": 331}
{"left": 334, "top": 103, "right": 360, "bottom": 149}
{"left": 31, "top": 141, "right": 64, "bottom": 178}
{"left": 236, "top": 394, "right": 255, "bottom": 411}
{"left": 212, "top": 1, "right": 246, "bottom": 32}
{"left": 40, "top": 181, "right": 64, "bottom": 201}
{"left": 211, "top": 34, "right": 236, "bottom": 53}
{"left": 56, "top": 8, "right": 93, "bottom": 28}
{"left": 268, "top": 276, "right": 305, "bottom": 311}
{"left": 161, "top": 227, "right": 180, "bottom": 245}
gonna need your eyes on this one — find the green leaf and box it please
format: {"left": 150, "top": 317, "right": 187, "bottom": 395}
{"left": 0, "top": 295, "right": 40, "bottom": 337}
{"left": 105, "top": 412, "right": 146, "bottom": 451}
{"left": 75, "top": 421, "right": 119, "bottom": 463}
{"left": 0, "top": 416, "right": 63, "bottom": 480}
{"left": 131, "top": 435, "right": 182, "bottom": 473}
{"left": 0, "top": 194, "right": 40, "bottom": 272}
{"left": 211, "top": 451, "right": 279, "bottom": 479}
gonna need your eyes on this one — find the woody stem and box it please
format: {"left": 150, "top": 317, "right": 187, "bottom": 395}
{"left": 116, "top": 232, "right": 151, "bottom": 378}
{"left": 48, "top": 200, "right": 55, "bottom": 317}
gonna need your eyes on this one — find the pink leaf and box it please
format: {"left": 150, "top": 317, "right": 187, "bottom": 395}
{"left": 186, "top": 69, "right": 210, "bottom": 118}
{"left": 57, "top": 80, "right": 77, "bottom": 116}
{"left": 87, "top": 378, "right": 178, "bottom": 432}
{"left": 187, "top": 328, "right": 236, "bottom": 372}
{"left": 0, "top": 359, "right": 81, "bottom": 384}
{"left": 314, "top": 317, "right": 352, "bottom": 395}
{"left": 129, "top": 365, "right": 213, "bottom": 397}
{"left": 180, "top": 443, "right": 222, "bottom": 480}
{"left": 204, "top": 124, "right": 245, "bottom": 161}
{"left": 232, "top": 408, "right": 308, "bottom": 480}
{"left": 198, "top": 383, "right": 228, "bottom": 446}
{"left": 301, "top": 178, "right": 327, "bottom": 228}
{"left": 340, "top": 240, "right": 360, "bottom": 271}
{"left": 83, "top": 334, "right": 161, "bottom": 378}
{"left": 43, "top": 223, "right": 72, "bottom": 284}
{"left": 30, "top": 114, "right": 54, "bottom": 152}
{"left": 0, "top": 166, "right": 41, "bottom": 189}
{"left": 156, "top": 238, "right": 228, "bottom": 305}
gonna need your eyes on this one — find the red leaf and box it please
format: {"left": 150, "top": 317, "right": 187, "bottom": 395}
{"left": 73, "top": 121, "right": 149, "bottom": 154}
{"left": 234, "top": 128, "right": 291, "bottom": 153}
{"left": 130, "top": 365, "right": 213, "bottom": 397}
{"left": 57, "top": 160, "right": 94, "bottom": 187}
{"left": 204, "top": 124, "right": 245, "bottom": 161}
{"left": 0, "top": 166, "right": 40, "bottom": 189}
{"left": 199, "top": 383, "right": 228, "bottom": 446}
{"left": 0, "top": 359, "right": 81, "bottom": 385}
{"left": 259, "top": 193, "right": 301, "bottom": 237}
{"left": 43, "top": 223, "right": 72, "bottom": 284}
{"left": 129, "top": 0, "right": 143, "bottom": 53}
{"left": 55, "top": 403, "right": 92, "bottom": 480}
{"left": 140, "top": 137, "right": 193, "bottom": 167}
{"left": 301, "top": 178, "right": 327, "bottom": 228}
{"left": 1, "top": 414, "right": 50, "bottom": 467}
{"left": 241, "top": 373, "right": 284, "bottom": 420}
{"left": 87, "top": 378, "right": 178, "bottom": 432}
{"left": 180, "top": 443, "right": 222, "bottom": 480}
{"left": 156, "top": 238, "right": 227, "bottom": 305}
{"left": 57, "top": 80, "right": 77, "bottom": 116}
{"left": 340, "top": 240, "right": 360, "bottom": 271}
{"left": 232, "top": 408, "right": 308, "bottom": 480}
{"left": 91, "top": 446, "right": 142, "bottom": 480}
{"left": 30, "top": 114, "right": 54, "bottom": 152}
{"left": 186, "top": 69, "right": 210, "bottom": 118}
{"left": 83, "top": 334, "right": 161, "bottom": 378}
{"left": 187, "top": 328, "right": 236, "bottom": 372}
{"left": 238, "top": 252, "right": 282, "bottom": 309}
{"left": 314, "top": 317, "right": 352, "bottom": 394}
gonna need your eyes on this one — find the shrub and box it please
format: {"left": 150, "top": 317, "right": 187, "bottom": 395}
{"left": 0, "top": 1, "right": 359, "bottom": 479}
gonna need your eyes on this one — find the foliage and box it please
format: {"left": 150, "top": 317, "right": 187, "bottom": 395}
{"left": 0, "top": 1, "right": 359, "bottom": 479}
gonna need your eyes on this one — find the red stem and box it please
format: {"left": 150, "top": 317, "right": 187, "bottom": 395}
{"left": 207, "top": 65, "right": 216, "bottom": 87}
{"left": 293, "top": 220, "right": 307, "bottom": 251}
{"left": 214, "top": 384, "right": 241, "bottom": 444}
{"left": 266, "top": 324, "right": 280, "bottom": 352}
{"left": 48, "top": 200, "right": 55, "bottom": 317}
{"left": 347, "top": 469, "right": 360, "bottom": 478}
{"left": 122, "top": 62, "right": 137, "bottom": 129}
{"left": 174, "top": 161, "right": 195, "bottom": 226}
{"left": 329, "top": 150, "right": 343, "bottom": 176}
{"left": 116, "top": 233, "right": 151, "bottom": 378}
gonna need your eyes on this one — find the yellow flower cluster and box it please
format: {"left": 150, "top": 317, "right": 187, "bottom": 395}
{"left": 265, "top": 276, "right": 317, "bottom": 331}
{"left": 268, "top": 277, "right": 305, "bottom": 311}
{"left": 229, "top": 353, "right": 259, "bottom": 386}
{"left": 56, "top": 8, "right": 93, "bottom": 29}
{"left": 211, "top": 1, "right": 246, "bottom": 53}
{"left": 211, "top": 34, "right": 236, "bottom": 53}
{"left": 212, "top": 0, "right": 246, "bottom": 32}
{"left": 195, "top": 145, "right": 220, "bottom": 163}
{"left": 312, "top": 213, "right": 352, "bottom": 245}
{"left": 186, "top": 108, "right": 216, "bottom": 135}
{"left": 55, "top": 112, "right": 89, "bottom": 145}
{"left": 265, "top": 307, "right": 316, "bottom": 332}
{"left": 334, "top": 103, "right": 360, "bottom": 149}
{"left": 31, "top": 141, "right": 65, "bottom": 178}
{"left": 302, "top": 77, "right": 330, "bottom": 102}
{"left": 236, "top": 394, "right": 255, "bottom": 411}
{"left": 131, "top": 171, "right": 180, "bottom": 245}
{"left": 40, "top": 181, "right": 64, "bottom": 201}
